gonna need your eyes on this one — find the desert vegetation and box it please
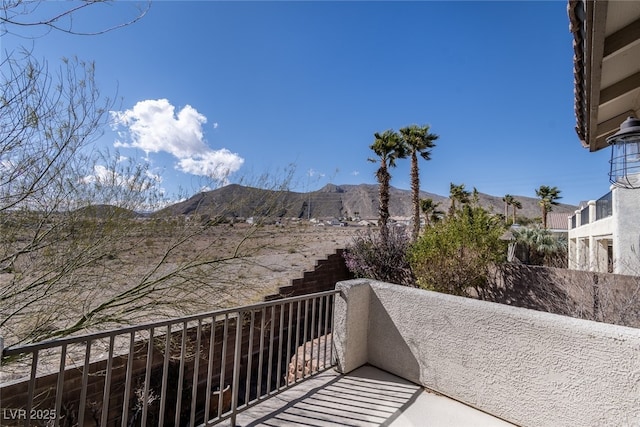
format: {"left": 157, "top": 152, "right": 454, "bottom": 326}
{"left": 351, "top": 126, "right": 567, "bottom": 289}
{"left": 343, "top": 226, "right": 414, "bottom": 286}
{"left": 535, "top": 185, "right": 562, "bottom": 229}
{"left": 343, "top": 127, "right": 640, "bottom": 329}
{"left": 345, "top": 191, "right": 640, "bottom": 328}
{"left": 409, "top": 202, "right": 507, "bottom": 296}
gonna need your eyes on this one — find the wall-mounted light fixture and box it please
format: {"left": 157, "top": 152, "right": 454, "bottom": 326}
{"left": 608, "top": 116, "right": 640, "bottom": 189}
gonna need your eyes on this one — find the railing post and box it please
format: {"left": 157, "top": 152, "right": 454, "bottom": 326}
{"left": 230, "top": 311, "right": 244, "bottom": 427}
{"left": 588, "top": 200, "right": 597, "bottom": 224}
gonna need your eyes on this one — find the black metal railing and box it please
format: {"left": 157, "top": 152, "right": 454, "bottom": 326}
{"left": 0, "top": 291, "right": 338, "bottom": 427}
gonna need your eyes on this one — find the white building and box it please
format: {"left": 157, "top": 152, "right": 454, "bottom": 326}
{"left": 568, "top": 187, "right": 640, "bottom": 275}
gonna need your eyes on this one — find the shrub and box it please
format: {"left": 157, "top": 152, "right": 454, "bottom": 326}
{"left": 409, "top": 205, "right": 507, "bottom": 296}
{"left": 343, "top": 226, "right": 414, "bottom": 286}
{"left": 512, "top": 225, "right": 567, "bottom": 267}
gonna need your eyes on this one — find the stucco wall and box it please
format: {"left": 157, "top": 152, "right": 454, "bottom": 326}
{"left": 488, "top": 263, "right": 640, "bottom": 328}
{"left": 334, "top": 279, "right": 640, "bottom": 427}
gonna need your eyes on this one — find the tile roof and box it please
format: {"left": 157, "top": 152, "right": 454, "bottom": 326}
{"left": 547, "top": 212, "right": 571, "bottom": 231}
{"left": 568, "top": 0, "right": 587, "bottom": 146}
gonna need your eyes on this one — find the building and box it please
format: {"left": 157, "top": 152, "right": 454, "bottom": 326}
{"left": 546, "top": 211, "right": 570, "bottom": 234}
{"left": 567, "top": 188, "right": 640, "bottom": 274}
{"left": 567, "top": 0, "right": 640, "bottom": 275}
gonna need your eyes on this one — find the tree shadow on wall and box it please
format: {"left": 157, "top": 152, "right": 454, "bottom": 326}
{"left": 479, "top": 263, "right": 584, "bottom": 318}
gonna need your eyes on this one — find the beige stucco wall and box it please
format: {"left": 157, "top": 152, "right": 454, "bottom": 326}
{"left": 334, "top": 279, "right": 640, "bottom": 427}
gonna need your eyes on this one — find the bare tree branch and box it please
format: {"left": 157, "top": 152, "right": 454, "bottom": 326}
{"left": 0, "top": 1, "right": 150, "bottom": 37}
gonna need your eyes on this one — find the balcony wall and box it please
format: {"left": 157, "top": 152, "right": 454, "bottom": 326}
{"left": 334, "top": 279, "right": 640, "bottom": 427}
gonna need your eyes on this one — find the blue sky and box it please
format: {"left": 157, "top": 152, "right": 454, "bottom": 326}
{"left": 2, "top": 1, "right": 613, "bottom": 206}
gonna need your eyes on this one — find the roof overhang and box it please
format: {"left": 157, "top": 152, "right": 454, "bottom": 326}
{"left": 569, "top": 0, "right": 640, "bottom": 152}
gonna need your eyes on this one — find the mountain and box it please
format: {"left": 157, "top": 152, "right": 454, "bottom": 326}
{"left": 159, "top": 183, "right": 577, "bottom": 221}
{"left": 74, "top": 204, "right": 141, "bottom": 219}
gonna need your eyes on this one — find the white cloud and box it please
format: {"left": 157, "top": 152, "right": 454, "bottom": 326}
{"left": 176, "top": 150, "right": 244, "bottom": 182}
{"left": 81, "top": 165, "right": 167, "bottom": 210}
{"left": 110, "top": 99, "right": 243, "bottom": 179}
{"left": 307, "top": 168, "right": 325, "bottom": 178}
{"left": 145, "top": 169, "right": 163, "bottom": 184}
{"left": 81, "top": 165, "right": 116, "bottom": 185}
{"left": 351, "top": 170, "right": 360, "bottom": 176}
{"left": 82, "top": 164, "right": 163, "bottom": 189}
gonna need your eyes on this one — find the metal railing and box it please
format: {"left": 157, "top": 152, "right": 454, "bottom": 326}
{"left": 1, "top": 290, "right": 338, "bottom": 427}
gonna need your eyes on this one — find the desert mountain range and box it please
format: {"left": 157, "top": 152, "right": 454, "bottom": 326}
{"left": 160, "top": 183, "right": 578, "bottom": 221}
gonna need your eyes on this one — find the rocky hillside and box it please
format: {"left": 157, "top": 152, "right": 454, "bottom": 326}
{"left": 160, "top": 183, "right": 577, "bottom": 221}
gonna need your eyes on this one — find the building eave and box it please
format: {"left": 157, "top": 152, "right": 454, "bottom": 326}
{"left": 570, "top": 0, "right": 640, "bottom": 152}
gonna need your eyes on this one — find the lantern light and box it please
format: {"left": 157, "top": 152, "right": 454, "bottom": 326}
{"left": 607, "top": 116, "right": 640, "bottom": 189}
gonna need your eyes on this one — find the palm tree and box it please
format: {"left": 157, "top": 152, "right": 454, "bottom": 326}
{"left": 535, "top": 185, "right": 562, "bottom": 228}
{"left": 448, "top": 183, "right": 470, "bottom": 216}
{"left": 502, "top": 194, "right": 514, "bottom": 222}
{"left": 513, "top": 225, "right": 567, "bottom": 265}
{"left": 399, "top": 124, "right": 438, "bottom": 241}
{"left": 471, "top": 187, "right": 480, "bottom": 206}
{"left": 420, "top": 198, "right": 444, "bottom": 227}
{"left": 511, "top": 199, "right": 522, "bottom": 224}
{"left": 369, "top": 130, "right": 406, "bottom": 243}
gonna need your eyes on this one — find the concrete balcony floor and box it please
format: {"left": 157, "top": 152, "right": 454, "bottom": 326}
{"left": 223, "top": 365, "right": 516, "bottom": 427}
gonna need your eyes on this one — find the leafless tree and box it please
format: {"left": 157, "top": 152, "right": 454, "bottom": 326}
{"left": 0, "top": 1, "right": 298, "bottom": 348}
{"left": 0, "top": 1, "right": 149, "bottom": 37}
{"left": 1, "top": 160, "right": 296, "bottom": 347}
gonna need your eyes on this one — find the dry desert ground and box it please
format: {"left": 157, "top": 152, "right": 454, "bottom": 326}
{"left": 0, "top": 221, "right": 364, "bottom": 345}
{"left": 0, "top": 222, "right": 364, "bottom": 381}
{"left": 199, "top": 221, "right": 362, "bottom": 301}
